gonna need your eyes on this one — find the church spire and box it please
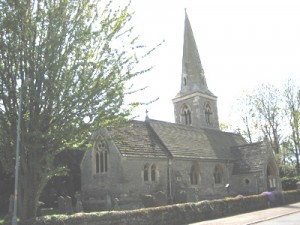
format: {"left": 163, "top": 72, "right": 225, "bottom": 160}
{"left": 173, "top": 10, "right": 219, "bottom": 130}
{"left": 181, "top": 10, "right": 211, "bottom": 95}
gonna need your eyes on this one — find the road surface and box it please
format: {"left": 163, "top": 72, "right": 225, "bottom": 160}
{"left": 188, "top": 202, "right": 300, "bottom": 225}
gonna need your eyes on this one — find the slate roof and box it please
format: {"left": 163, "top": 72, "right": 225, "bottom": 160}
{"left": 148, "top": 119, "right": 246, "bottom": 160}
{"left": 231, "top": 142, "right": 266, "bottom": 175}
{"left": 108, "top": 119, "right": 247, "bottom": 161}
{"left": 107, "top": 120, "right": 169, "bottom": 158}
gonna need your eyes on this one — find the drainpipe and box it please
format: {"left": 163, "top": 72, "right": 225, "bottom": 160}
{"left": 168, "top": 159, "right": 173, "bottom": 203}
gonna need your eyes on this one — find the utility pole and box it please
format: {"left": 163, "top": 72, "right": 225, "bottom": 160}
{"left": 12, "top": 80, "right": 27, "bottom": 225}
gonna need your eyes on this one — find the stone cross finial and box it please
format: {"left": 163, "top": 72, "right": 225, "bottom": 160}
{"left": 145, "top": 109, "right": 149, "bottom": 121}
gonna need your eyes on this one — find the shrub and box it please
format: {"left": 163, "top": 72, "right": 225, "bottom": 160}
{"left": 281, "top": 176, "right": 300, "bottom": 190}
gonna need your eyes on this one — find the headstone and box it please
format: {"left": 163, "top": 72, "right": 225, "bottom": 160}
{"left": 113, "top": 198, "right": 120, "bottom": 211}
{"left": 153, "top": 191, "right": 168, "bottom": 206}
{"left": 140, "top": 195, "right": 155, "bottom": 207}
{"left": 75, "top": 192, "right": 83, "bottom": 212}
{"left": 174, "top": 190, "right": 187, "bottom": 203}
{"left": 65, "top": 196, "right": 74, "bottom": 214}
{"left": 9, "top": 195, "right": 14, "bottom": 214}
{"left": 57, "top": 196, "right": 66, "bottom": 214}
{"left": 106, "top": 194, "right": 112, "bottom": 210}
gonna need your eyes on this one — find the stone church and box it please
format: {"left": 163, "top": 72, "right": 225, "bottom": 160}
{"left": 80, "top": 12, "right": 280, "bottom": 211}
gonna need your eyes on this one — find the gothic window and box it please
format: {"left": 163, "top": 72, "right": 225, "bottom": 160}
{"left": 190, "top": 164, "right": 200, "bottom": 185}
{"left": 151, "top": 164, "right": 156, "bottom": 181}
{"left": 95, "top": 138, "right": 108, "bottom": 174}
{"left": 190, "top": 162, "right": 201, "bottom": 185}
{"left": 96, "top": 152, "right": 100, "bottom": 173}
{"left": 143, "top": 164, "right": 158, "bottom": 182}
{"left": 205, "top": 103, "right": 212, "bottom": 124}
{"left": 144, "top": 164, "right": 149, "bottom": 182}
{"left": 267, "top": 163, "right": 277, "bottom": 191}
{"left": 214, "top": 165, "right": 223, "bottom": 184}
{"left": 182, "top": 105, "right": 192, "bottom": 125}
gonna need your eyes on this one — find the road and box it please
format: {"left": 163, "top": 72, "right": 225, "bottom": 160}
{"left": 254, "top": 211, "right": 300, "bottom": 224}
{"left": 188, "top": 202, "right": 300, "bottom": 225}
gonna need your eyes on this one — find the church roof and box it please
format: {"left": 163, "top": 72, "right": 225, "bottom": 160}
{"left": 107, "top": 120, "right": 170, "bottom": 158}
{"left": 148, "top": 119, "right": 246, "bottom": 160}
{"left": 231, "top": 142, "right": 266, "bottom": 175}
{"left": 108, "top": 120, "right": 247, "bottom": 160}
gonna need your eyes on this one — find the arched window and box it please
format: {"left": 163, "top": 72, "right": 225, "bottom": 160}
{"left": 96, "top": 152, "right": 100, "bottom": 173}
{"left": 95, "top": 138, "right": 108, "bottom": 174}
{"left": 214, "top": 165, "right": 223, "bottom": 184}
{"left": 267, "top": 163, "right": 277, "bottom": 191}
{"left": 205, "top": 103, "right": 212, "bottom": 124}
{"left": 151, "top": 164, "right": 156, "bottom": 182}
{"left": 182, "top": 105, "right": 192, "bottom": 125}
{"left": 190, "top": 164, "right": 200, "bottom": 185}
{"left": 144, "top": 164, "right": 149, "bottom": 182}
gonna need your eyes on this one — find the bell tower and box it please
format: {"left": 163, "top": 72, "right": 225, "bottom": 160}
{"left": 173, "top": 11, "right": 219, "bottom": 130}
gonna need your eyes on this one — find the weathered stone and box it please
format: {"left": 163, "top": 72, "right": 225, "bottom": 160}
{"left": 57, "top": 196, "right": 66, "bottom": 214}
{"left": 65, "top": 196, "right": 74, "bottom": 214}
{"left": 153, "top": 191, "right": 168, "bottom": 206}
{"left": 113, "top": 198, "right": 120, "bottom": 211}
{"left": 140, "top": 195, "right": 155, "bottom": 207}
{"left": 75, "top": 192, "right": 83, "bottom": 212}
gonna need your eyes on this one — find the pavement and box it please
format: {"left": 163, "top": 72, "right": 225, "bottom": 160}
{"left": 189, "top": 202, "right": 300, "bottom": 225}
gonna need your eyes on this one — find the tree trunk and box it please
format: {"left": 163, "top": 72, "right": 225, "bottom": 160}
{"left": 19, "top": 175, "right": 38, "bottom": 220}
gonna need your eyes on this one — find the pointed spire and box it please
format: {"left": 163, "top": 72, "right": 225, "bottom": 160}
{"left": 181, "top": 10, "right": 210, "bottom": 94}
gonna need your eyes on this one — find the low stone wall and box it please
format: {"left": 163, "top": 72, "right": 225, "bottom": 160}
{"left": 14, "top": 190, "right": 300, "bottom": 225}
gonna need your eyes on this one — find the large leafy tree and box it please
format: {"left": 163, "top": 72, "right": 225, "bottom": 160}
{"left": 283, "top": 80, "right": 300, "bottom": 175}
{"left": 238, "top": 84, "right": 283, "bottom": 154}
{"left": 0, "top": 0, "right": 153, "bottom": 219}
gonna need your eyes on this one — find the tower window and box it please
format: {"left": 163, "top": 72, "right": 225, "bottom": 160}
{"left": 94, "top": 138, "right": 108, "bottom": 174}
{"left": 182, "top": 105, "right": 192, "bottom": 125}
{"left": 205, "top": 103, "right": 212, "bottom": 124}
{"left": 183, "top": 77, "right": 187, "bottom": 86}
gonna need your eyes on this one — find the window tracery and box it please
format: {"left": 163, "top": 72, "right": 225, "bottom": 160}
{"left": 205, "top": 103, "right": 212, "bottom": 124}
{"left": 94, "top": 138, "right": 108, "bottom": 174}
{"left": 181, "top": 105, "right": 192, "bottom": 125}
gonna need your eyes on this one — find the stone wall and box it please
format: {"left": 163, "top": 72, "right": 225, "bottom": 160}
{"left": 15, "top": 191, "right": 300, "bottom": 225}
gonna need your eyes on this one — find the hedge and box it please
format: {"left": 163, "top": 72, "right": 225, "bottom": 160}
{"left": 7, "top": 190, "right": 300, "bottom": 225}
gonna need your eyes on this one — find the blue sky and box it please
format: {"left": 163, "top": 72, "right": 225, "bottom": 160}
{"left": 127, "top": 0, "right": 300, "bottom": 129}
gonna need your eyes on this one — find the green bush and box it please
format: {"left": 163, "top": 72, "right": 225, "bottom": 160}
{"left": 281, "top": 176, "right": 300, "bottom": 190}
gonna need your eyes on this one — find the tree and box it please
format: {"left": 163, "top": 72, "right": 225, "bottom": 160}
{"left": 237, "top": 93, "right": 259, "bottom": 143}
{"left": 0, "top": 0, "right": 155, "bottom": 219}
{"left": 283, "top": 79, "right": 300, "bottom": 175}
{"left": 237, "top": 84, "right": 283, "bottom": 154}
{"left": 253, "top": 84, "right": 283, "bottom": 154}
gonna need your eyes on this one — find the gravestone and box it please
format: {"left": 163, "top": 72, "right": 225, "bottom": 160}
{"left": 57, "top": 196, "right": 66, "bottom": 214}
{"left": 65, "top": 196, "right": 74, "bottom": 214}
{"left": 153, "top": 191, "right": 168, "bottom": 206}
{"left": 113, "top": 198, "right": 120, "bottom": 211}
{"left": 75, "top": 192, "right": 83, "bottom": 212}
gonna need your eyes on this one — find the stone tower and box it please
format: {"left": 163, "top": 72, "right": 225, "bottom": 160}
{"left": 173, "top": 11, "right": 219, "bottom": 130}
